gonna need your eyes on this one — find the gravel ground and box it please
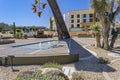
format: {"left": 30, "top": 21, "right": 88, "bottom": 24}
{"left": 0, "top": 37, "right": 120, "bottom": 80}
{"left": 0, "top": 65, "right": 42, "bottom": 80}
{"left": 104, "top": 59, "right": 120, "bottom": 80}
{"left": 86, "top": 40, "right": 120, "bottom": 80}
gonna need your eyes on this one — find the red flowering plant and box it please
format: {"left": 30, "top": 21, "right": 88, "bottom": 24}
{"left": 32, "top": 0, "right": 47, "bottom": 17}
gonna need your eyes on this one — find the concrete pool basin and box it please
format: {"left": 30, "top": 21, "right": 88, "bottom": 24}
{"left": 0, "top": 39, "right": 79, "bottom": 65}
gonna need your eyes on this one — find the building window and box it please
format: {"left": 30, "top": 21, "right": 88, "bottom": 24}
{"left": 89, "top": 14, "right": 93, "bottom": 17}
{"left": 77, "top": 19, "right": 80, "bottom": 23}
{"left": 77, "top": 24, "right": 80, "bottom": 28}
{"left": 83, "top": 19, "right": 86, "bottom": 22}
{"left": 83, "top": 14, "right": 86, "bottom": 18}
{"left": 77, "top": 14, "right": 80, "bottom": 18}
{"left": 71, "top": 15, "right": 74, "bottom": 18}
{"left": 89, "top": 19, "right": 93, "bottom": 22}
{"left": 71, "top": 24, "right": 74, "bottom": 28}
{"left": 71, "top": 20, "right": 74, "bottom": 23}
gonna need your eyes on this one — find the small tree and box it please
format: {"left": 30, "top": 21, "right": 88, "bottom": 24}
{"left": 15, "top": 29, "right": 23, "bottom": 39}
{"left": 90, "top": 22, "right": 101, "bottom": 47}
{"left": 91, "top": 0, "right": 120, "bottom": 50}
{"left": 1, "top": 29, "right": 6, "bottom": 34}
{"left": 31, "top": 26, "right": 37, "bottom": 31}
{"left": 16, "top": 29, "right": 21, "bottom": 33}
{"left": 45, "top": 28, "right": 50, "bottom": 31}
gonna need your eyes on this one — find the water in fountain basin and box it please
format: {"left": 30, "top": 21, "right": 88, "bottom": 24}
{"left": 12, "top": 40, "right": 61, "bottom": 50}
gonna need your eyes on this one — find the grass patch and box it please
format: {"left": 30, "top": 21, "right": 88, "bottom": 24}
{"left": 42, "top": 62, "right": 62, "bottom": 70}
{"left": 16, "top": 74, "right": 65, "bottom": 80}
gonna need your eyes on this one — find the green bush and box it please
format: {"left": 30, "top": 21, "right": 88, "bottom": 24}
{"left": 16, "top": 74, "right": 65, "bottom": 80}
{"left": 16, "top": 29, "right": 21, "bottom": 33}
{"left": 9, "top": 30, "right": 13, "bottom": 34}
{"left": 42, "top": 62, "right": 62, "bottom": 70}
{"left": 90, "top": 22, "right": 100, "bottom": 34}
{"left": 1, "top": 29, "right": 6, "bottom": 34}
{"left": 15, "top": 33, "right": 23, "bottom": 39}
{"left": 98, "top": 57, "right": 110, "bottom": 64}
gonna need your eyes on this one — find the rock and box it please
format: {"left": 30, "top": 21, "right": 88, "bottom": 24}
{"left": 41, "top": 68, "right": 69, "bottom": 80}
{"left": 16, "top": 68, "right": 69, "bottom": 80}
{"left": 18, "top": 69, "right": 42, "bottom": 77}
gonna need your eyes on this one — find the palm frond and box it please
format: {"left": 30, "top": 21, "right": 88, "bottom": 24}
{"left": 117, "top": 0, "right": 120, "bottom": 6}
{"left": 90, "top": 22, "right": 100, "bottom": 34}
{"left": 90, "top": 0, "right": 109, "bottom": 12}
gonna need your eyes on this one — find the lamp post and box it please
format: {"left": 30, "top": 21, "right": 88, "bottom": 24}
{"left": 13, "top": 22, "right": 16, "bottom": 38}
{"left": 8, "top": 55, "right": 15, "bottom": 72}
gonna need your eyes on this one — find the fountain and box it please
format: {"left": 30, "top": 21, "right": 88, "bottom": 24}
{"left": 35, "top": 40, "right": 59, "bottom": 50}
{"left": 39, "top": 42, "right": 42, "bottom": 48}
{"left": 0, "top": 35, "right": 3, "bottom": 41}
{"left": 9, "top": 40, "right": 79, "bottom": 65}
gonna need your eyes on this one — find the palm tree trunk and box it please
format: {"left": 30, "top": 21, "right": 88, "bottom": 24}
{"left": 95, "top": 33, "right": 101, "bottom": 47}
{"left": 110, "top": 29, "right": 118, "bottom": 48}
{"left": 47, "top": 0, "right": 70, "bottom": 39}
{"left": 103, "top": 35, "right": 109, "bottom": 50}
{"left": 103, "top": 26, "right": 110, "bottom": 50}
{"left": 55, "top": 21, "right": 63, "bottom": 40}
{"left": 100, "top": 18, "right": 110, "bottom": 50}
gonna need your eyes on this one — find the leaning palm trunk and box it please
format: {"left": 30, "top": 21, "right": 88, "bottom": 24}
{"left": 47, "top": 0, "right": 70, "bottom": 40}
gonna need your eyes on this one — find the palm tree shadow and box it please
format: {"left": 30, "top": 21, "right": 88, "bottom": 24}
{"left": 110, "top": 46, "right": 120, "bottom": 54}
{"left": 64, "top": 38, "right": 116, "bottom": 73}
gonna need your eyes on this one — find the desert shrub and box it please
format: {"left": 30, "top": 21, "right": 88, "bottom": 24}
{"left": 42, "top": 62, "right": 62, "bottom": 70}
{"left": 16, "top": 29, "right": 21, "bottom": 33}
{"left": 9, "top": 30, "right": 13, "bottom": 34}
{"left": 16, "top": 74, "right": 65, "bottom": 80}
{"left": 98, "top": 57, "right": 110, "bottom": 64}
{"left": 15, "top": 33, "right": 23, "bottom": 39}
{"left": 72, "top": 71, "right": 87, "bottom": 80}
{"left": 1, "top": 29, "right": 6, "bottom": 34}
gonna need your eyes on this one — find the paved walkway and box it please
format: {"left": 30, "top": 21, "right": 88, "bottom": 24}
{"left": 65, "top": 38, "right": 95, "bottom": 58}
{"left": 103, "top": 59, "right": 120, "bottom": 80}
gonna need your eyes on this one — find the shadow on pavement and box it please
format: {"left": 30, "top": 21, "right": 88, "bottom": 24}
{"left": 64, "top": 38, "right": 116, "bottom": 72}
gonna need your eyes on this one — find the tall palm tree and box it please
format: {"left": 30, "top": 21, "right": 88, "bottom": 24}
{"left": 91, "top": 0, "right": 120, "bottom": 50}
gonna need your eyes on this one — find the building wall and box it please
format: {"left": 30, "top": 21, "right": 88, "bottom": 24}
{"left": 49, "top": 9, "right": 95, "bottom": 36}
{"left": 69, "top": 9, "right": 95, "bottom": 32}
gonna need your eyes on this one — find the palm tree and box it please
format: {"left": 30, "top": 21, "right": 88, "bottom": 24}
{"left": 90, "top": 22, "right": 101, "bottom": 47}
{"left": 91, "top": 0, "right": 120, "bottom": 50}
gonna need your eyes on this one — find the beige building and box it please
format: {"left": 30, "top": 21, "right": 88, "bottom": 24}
{"left": 49, "top": 9, "right": 96, "bottom": 36}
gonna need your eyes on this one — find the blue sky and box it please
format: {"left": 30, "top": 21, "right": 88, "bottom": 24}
{"left": 0, "top": 0, "right": 90, "bottom": 27}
